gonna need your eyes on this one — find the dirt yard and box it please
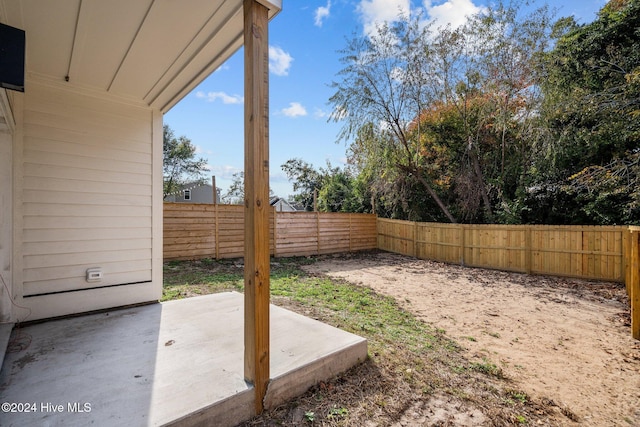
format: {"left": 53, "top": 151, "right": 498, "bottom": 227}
{"left": 303, "top": 251, "right": 640, "bottom": 426}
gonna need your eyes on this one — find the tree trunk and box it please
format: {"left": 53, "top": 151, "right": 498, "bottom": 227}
{"left": 399, "top": 164, "right": 457, "bottom": 223}
{"left": 469, "top": 137, "right": 494, "bottom": 222}
{"left": 471, "top": 147, "right": 494, "bottom": 223}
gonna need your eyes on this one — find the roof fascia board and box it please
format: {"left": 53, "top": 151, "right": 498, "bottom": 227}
{"left": 256, "top": 0, "right": 282, "bottom": 14}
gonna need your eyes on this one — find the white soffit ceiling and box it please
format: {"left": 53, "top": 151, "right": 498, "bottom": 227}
{"left": 0, "top": 0, "right": 281, "bottom": 113}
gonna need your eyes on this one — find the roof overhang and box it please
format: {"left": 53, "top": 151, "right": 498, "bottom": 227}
{"left": 0, "top": 0, "right": 281, "bottom": 113}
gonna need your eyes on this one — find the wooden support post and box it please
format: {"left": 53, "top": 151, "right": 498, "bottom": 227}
{"left": 243, "top": 0, "right": 270, "bottom": 413}
{"left": 625, "top": 229, "right": 631, "bottom": 296}
{"left": 212, "top": 175, "right": 217, "bottom": 205}
{"left": 631, "top": 229, "right": 640, "bottom": 340}
{"left": 214, "top": 204, "right": 219, "bottom": 260}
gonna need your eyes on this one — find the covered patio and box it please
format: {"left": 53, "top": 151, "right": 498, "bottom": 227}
{"left": 0, "top": 0, "right": 367, "bottom": 425}
{"left": 0, "top": 293, "right": 366, "bottom": 426}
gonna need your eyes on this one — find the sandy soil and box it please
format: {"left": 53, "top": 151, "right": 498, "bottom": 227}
{"left": 303, "top": 251, "right": 640, "bottom": 426}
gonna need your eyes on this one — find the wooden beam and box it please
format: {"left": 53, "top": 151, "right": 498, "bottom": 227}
{"left": 243, "top": 0, "right": 271, "bottom": 414}
{"left": 631, "top": 229, "right": 640, "bottom": 340}
{"left": 212, "top": 175, "right": 217, "bottom": 205}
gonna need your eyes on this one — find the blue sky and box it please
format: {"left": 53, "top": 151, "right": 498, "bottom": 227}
{"left": 164, "top": 0, "right": 607, "bottom": 199}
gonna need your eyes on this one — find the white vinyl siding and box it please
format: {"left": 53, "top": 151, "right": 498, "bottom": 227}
{"left": 21, "top": 82, "right": 153, "bottom": 298}
{"left": 0, "top": 128, "right": 12, "bottom": 322}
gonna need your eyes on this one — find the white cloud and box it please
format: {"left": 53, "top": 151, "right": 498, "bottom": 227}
{"left": 314, "top": 1, "right": 331, "bottom": 27}
{"left": 269, "top": 46, "right": 293, "bottom": 76}
{"left": 423, "top": 0, "right": 484, "bottom": 29}
{"left": 208, "top": 165, "right": 242, "bottom": 179}
{"left": 269, "top": 171, "right": 290, "bottom": 183}
{"left": 195, "top": 145, "right": 215, "bottom": 156}
{"left": 325, "top": 154, "right": 349, "bottom": 165}
{"left": 357, "top": 0, "right": 410, "bottom": 36}
{"left": 195, "top": 91, "right": 243, "bottom": 104}
{"left": 314, "top": 108, "right": 329, "bottom": 119}
{"left": 281, "top": 102, "right": 308, "bottom": 118}
{"left": 356, "top": 0, "right": 483, "bottom": 36}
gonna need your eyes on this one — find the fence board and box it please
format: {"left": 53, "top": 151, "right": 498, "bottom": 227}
{"left": 378, "top": 219, "right": 627, "bottom": 282}
{"left": 163, "top": 204, "right": 377, "bottom": 260}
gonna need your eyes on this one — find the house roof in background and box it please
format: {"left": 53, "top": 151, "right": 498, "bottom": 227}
{"left": 165, "top": 181, "right": 216, "bottom": 197}
{"left": 0, "top": 0, "right": 281, "bottom": 112}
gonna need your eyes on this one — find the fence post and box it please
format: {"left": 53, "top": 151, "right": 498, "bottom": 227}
{"left": 414, "top": 221, "right": 418, "bottom": 258}
{"left": 460, "top": 224, "right": 466, "bottom": 266}
{"left": 316, "top": 211, "right": 321, "bottom": 255}
{"left": 625, "top": 228, "right": 631, "bottom": 296}
{"left": 272, "top": 207, "right": 277, "bottom": 257}
{"left": 214, "top": 204, "right": 219, "bottom": 259}
{"left": 349, "top": 214, "right": 353, "bottom": 253}
{"left": 525, "top": 226, "right": 532, "bottom": 274}
{"left": 630, "top": 230, "right": 638, "bottom": 338}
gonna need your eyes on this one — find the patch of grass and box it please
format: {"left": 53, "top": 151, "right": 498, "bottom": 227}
{"left": 270, "top": 273, "right": 443, "bottom": 355}
{"left": 162, "top": 258, "right": 243, "bottom": 301}
{"left": 470, "top": 359, "right": 504, "bottom": 378}
{"left": 506, "top": 389, "right": 529, "bottom": 404}
{"left": 327, "top": 406, "right": 348, "bottom": 419}
{"left": 304, "top": 411, "right": 315, "bottom": 422}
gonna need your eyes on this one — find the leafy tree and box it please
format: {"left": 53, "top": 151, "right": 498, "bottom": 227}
{"left": 347, "top": 121, "right": 447, "bottom": 220}
{"left": 281, "top": 159, "right": 359, "bottom": 212}
{"left": 222, "top": 171, "right": 245, "bottom": 204}
{"left": 163, "top": 125, "right": 208, "bottom": 198}
{"left": 222, "top": 171, "right": 275, "bottom": 205}
{"left": 453, "top": 2, "right": 553, "bottom": 222}
{"left": 542, "top": 0, "right": 640, "bottom": 170}
{"left": 281, "top": 159, "right": 323, "bottom": 211}
{"left": 329, "top": 14, "right": 457, "bottom": 222}
{"left": 331, "top": 1, "right": 553, "bottom": 223}
{"left": 536, "top": 0, "right": 640, "bottom": 224}
{"left": 566, "top": 152, "right": 640, "bottom": 224}
{"left": 317, "top": 168, "right": 360, "bottom": 212}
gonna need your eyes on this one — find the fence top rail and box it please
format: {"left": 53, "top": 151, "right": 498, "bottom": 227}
{"left": 377, "top": 218, "right": 629, "bottom": 232}
{"left": 164, "top": 203, "right": 378, "bottom": 219}
{"left": 377, "top": 218, "right": 417, "bottom": 225}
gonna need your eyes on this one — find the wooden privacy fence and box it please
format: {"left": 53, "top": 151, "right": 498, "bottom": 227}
{"left": 377, "top": 218, "right": 628, "bottom": 282}
{"left": 378, "top": 219, "right": 640, "bottom": 339}
{"left": 163, "top": 205, "right": 639, "bottom": 339}
{"left": 163, "top": 203, "right": 377, "bottom": 260}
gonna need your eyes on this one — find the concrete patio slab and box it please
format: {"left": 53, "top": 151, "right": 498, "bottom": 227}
{"left": 0, "top": 292, "right": 367, "bottom": 427}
